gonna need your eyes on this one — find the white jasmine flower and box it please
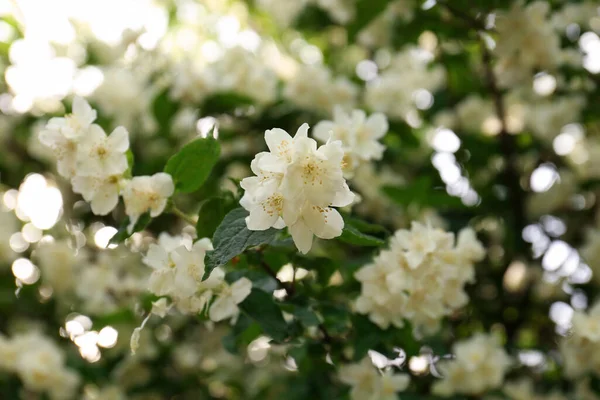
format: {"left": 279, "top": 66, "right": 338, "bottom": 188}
{"left": 71, "top": 174, "right": 124, "bottom": 216}
{"left": 283, "top": 65, "right": 358, "bottom": 114}
{"left": 339, "top": 357, "right": 410, "bottom": 400}
{"left": 313, "top": 107, "right": 388, "bottom": 174}
{"left": 76, "top": 124, "right": 129, "bottom": 177}
{"left": 151, "top": 298, "right": 172, "bottom": 318}
{"left": 208, "top": 277, "right": 252, "bottom": 322}
{"left": 241, "top": 124, "right": 354, "bottom": 253}
{"left": 45, "top": 96, "right": 96, "bottom": 139}
{"left": 34, "top": 240, "right": 86, "bottom": 294}
{"left": 432, "top": 333, "right": 511, "bottom": 396}
{"left": 560, "top": 301, "right": 600, "bottom": 378}
{"left": 38, "top": 97, "right": 97, "bottom": 178}
{"left": 122, "top": 173, "right": 175, "bottom": 227}
{"left": 355, "top": 222, "right": 485, "bottom": 334}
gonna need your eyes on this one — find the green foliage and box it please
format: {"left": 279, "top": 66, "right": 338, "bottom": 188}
{"left": 164, "top": 136, "right": 221, "bottom": 193}
{"left": 205, "top": 208, "right": 279, "bottom": 277}
{"left": 109, "top": 212, "right": 151, "bottom": 244}
{"left": 346, "top": 0, "right": 390, "bottom": 41}
{"left": 238, "top": 289, "right": 288, "bottom": 341}
{"left": 195, "top": 193, "right": 237, "bottom": 239}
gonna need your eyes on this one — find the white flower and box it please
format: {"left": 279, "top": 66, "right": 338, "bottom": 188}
{"left": 209, "top": 277, "right": 252, "bottom": 322}
{"left": 241, "top": 124, "right": 354, "bottom": 253}
{"left": 561, "top": 302, "right": 600, "bottom": 378}
{"left": 283, "top": 65, "right": 358, "bottom": 114}
{"left": 71, "top": 174, "right": 124, "bottom": 216}
{"left": 38, "top": 97, "right": 97, "bottom": 177}
{"left": 122, "top": 173, "right": 175, "bottom": 227}
{"left": 45, "top": 96, "right": 97, "bottom": 139}
{"left": 432, "top": 333, "right": 511, "bottom": 396}
{"left": 339, "top": 357, "right": 410, "bottom": 400}
{"left": 354, "top": 222, "right": 484, "bottom": 334}
{"left": 34, "top": 240, "right": 86, "bottom": 294}
{"left": 313, "top": 107, "right": 388, "bottom": 174}
{"left": 76, "top": 124, "right": 129, "bottom": 177}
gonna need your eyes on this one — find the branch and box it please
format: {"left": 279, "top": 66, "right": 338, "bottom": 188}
{"left": 479, "top": 36, "right": 526, "bottom": 241}
{"left": 436, "top": 0, "right": 489, "bottom": 31}
{"left": 170, "top": 205, "right": 197, "bottom": 226}
{"left": 260, "top": 260, "right": 296, "bottom": 297}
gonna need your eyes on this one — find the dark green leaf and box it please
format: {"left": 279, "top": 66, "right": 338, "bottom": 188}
{"left": 201, "top": 92, "right": 255, "bottom": 115}
{"left": 195, "top": 194, "right": 236, "bottom": 239}
{"left": 204, "top": 208, "right": 278, "bottom": 277}
{"left": 109, "top": 212, "right": 151, "bottom": 244}
{"left": 346, "top": 0, "right": 390, "bottom": 41}
{"left": 164, "top": 136, "right": 220, "bottom": 193}
{"left": 238, "top": 289, "right": 288, "bottom": 341}
{"left": 338, "top": 224, "right": 385, "bottom": 247}
{"left": 226, "top": 270, "right": 279, "bottom": 293}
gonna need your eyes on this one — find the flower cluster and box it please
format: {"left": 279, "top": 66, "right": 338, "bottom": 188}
{"left": 39, "top": 97, "right": 173, "bottom": 225}
{"left": 143, "top": 233, "right": 252, "bottom": 323}
{"left": 240, "top": 124, "right": 355, "bottom": 253}
{"left": 432, "top": 333, "right": 511, "bottom": 396}
{"left": 365, "top": 47, "right": 445, "bottom": 122}
{"left": 560, "top": 301, "right": 600, "bottom": 379}
{"left": 0, "top": 332, "right": 80, "bottom": 400}
{"left": 354, "top": 222, "right": 485, "bottom": 334}
{"left": 494, "top": 1, "right": 562, "bottom": 87}
{"left": 313, "top": 106, "right": 388, "bottom": 175}
{"left": 338, "top": 357, "right": 410, "bottom": 400}
{"left": 283, "top": 65, "right": 358, "bottom": 114}
{"left": 170, "top": 47, "right": 277, "bottom": 105}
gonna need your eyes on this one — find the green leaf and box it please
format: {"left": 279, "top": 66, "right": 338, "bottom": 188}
{"left": 201, "top": 92, "right": 255, "bottom": 115}
{"left": 195, "top": 194, "right": 236, "bottom": 239}
{"left": 238, "top": 289, "right": 288, "bottom": 341}
{"left": 204, "top": 208, "right": 278, "bottom": 277}
{"left": 226, "top": 270, "right": 278, "bottom": 293}
{"left": 346, "top": 0, "right": 390, "bottom": 41}
{"left": 164, "top": 137, "right": 220, "bottom": 193}
{"left": 383, "top": 177, "right": 464, "bottom": 210}
{"left": 109, "top": 213, "right": 151, "bottom": 245}
{"left": 338, "top": 224, "right": 385, "bottom": 247}
{"left": 292, "top": 306, "right": 321, "bottom": 328}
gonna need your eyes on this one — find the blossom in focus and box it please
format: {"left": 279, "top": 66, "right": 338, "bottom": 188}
{"left": 240, "top": 123, "right": 354, "bottom": 253}
{"left": 313, "top": 106, "right": 388, "bottom": 175}
{"left": 75, "top": 125, "right": 129, "bottom": 177}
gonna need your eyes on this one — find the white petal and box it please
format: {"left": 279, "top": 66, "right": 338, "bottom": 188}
{"left": 312, "top": 121, "right": 335, "bottom": 142}
{"left": 39, "top": 128, "right": 65, "bottom": 148}
{"left": 107, "top": 126, "right": 130, "bottom": 152}
{"left": 209, "top": 296, "right": 237, "bottom": 322}
{"left": 230, "top": 277, "right": 252, "bottom": 304}
{"left": 294, "top": 123, "right": 310, "bottom": 139}
{"left": 365, "top": 113, "right": 388, "bottom": 139}
{"left": 247, "top": 203, "right": 279, "bottom": 230}
{"left": 304, "top": 206, "right": 344, "bottom": 239}
{"left": 143, "top": 244, "right": 170, "bottom": 270}
{"left": 72, "top": 96, "right": 97, "bottom": 125}
{"left": 90, "top": 187, "right": 119, "bottom": 215}
{"left": 331, "top": 183, "right": 355, "bottom": 207}
{"left": 151, "top": 173, "right": 175, "bottom": 197}
{"left": 265, "top": 128, "right": 292, "bottom": 156}
{"left": 289, "top": 219, "right": 314, "bottom": 254}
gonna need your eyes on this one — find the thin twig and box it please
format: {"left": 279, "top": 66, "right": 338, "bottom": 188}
{"left": 260, "top": 260, "right": 296, "bottom": 296}
{"left": 170, "top": 205, "right": 197, "bottom": 226}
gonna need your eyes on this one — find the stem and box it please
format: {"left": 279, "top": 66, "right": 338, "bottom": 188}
{"left": 436, "top": 0, "right": 489, "bottom": 31}
{"left": 479, "top": 36, "right": 527, "bottom": 243}
{"left": 171, "top": 205, "right": 197, "bottom": 226}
